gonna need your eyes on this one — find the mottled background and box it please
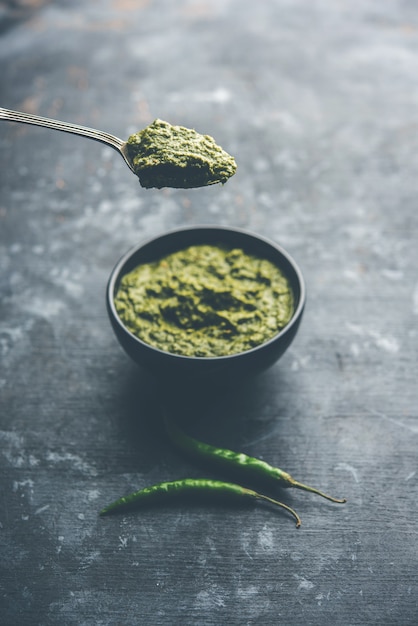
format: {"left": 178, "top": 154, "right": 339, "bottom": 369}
{"left": 1, "top": 1, "right": 417, "bottom": 625}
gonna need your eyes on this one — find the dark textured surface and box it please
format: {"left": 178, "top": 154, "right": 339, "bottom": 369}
{"left": 1, "top": 1, "right": 417, "bottom": 624}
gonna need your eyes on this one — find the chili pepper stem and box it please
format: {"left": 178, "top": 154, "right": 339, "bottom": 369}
{"left": 252, "top": 491, "right": 301, "bottom": 527}
{"left": 284, "top": 474, "right": 347, "bottom": 504}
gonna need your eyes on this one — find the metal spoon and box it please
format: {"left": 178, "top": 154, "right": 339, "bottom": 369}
{"left": 0, "top": 107, "right": 237, "bottom": 188}
{"left": 0, "top": 106, "right": 135, "bottom": 172}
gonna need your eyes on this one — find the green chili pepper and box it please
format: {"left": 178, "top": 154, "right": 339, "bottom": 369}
{"left": 163, "top": 413, "right": 346, "bottom": 505}
{"left": 100, "top": 478, "right": 301, "bottom": 527}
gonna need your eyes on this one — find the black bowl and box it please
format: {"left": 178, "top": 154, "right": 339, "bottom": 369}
{"left": 107, "top": 226, "right": 306, "bottom": 390}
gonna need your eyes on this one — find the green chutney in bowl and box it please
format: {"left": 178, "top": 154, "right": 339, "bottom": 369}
{"left": 107, "top": 226, "right": 305, "bottom": 388}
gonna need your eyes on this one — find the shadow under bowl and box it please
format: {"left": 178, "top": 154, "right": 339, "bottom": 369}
{"left": 106, "top": 225, "right": 306, "bottom": 391}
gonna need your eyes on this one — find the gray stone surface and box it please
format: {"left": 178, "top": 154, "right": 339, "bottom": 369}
{"left": 1, "top": 1, "right": 417, "bottom": 624}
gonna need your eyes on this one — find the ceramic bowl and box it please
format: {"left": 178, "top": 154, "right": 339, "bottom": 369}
{"left": 106, "top": 225, "right": 306, "bottom": 389}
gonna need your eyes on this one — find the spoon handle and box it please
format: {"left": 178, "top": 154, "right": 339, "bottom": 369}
{"left": 0, "top": 107, "right": 134, "bottom": 171}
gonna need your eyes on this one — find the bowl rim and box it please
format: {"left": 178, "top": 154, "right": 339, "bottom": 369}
{"left": 106, "top": 224, "right": 306, "bottom": 363}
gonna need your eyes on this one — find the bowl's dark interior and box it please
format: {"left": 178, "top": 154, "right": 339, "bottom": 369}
{"left": 107, "top": 226, "right": 306, "bottom": 390}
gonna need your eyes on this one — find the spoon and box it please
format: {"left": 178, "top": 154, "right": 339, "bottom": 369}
{"left": 0, "top": 106, "right": 135, "bottom": 173}
{"left": 0, "top": 107, "right": 237, "bottom": 188}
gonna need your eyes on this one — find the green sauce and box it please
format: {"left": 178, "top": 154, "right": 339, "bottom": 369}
{"left": 127, "top": 119, "right": 237, "bottom": 189}
{"left": 114, "top": 245, "right": 294, "bottom": 357}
